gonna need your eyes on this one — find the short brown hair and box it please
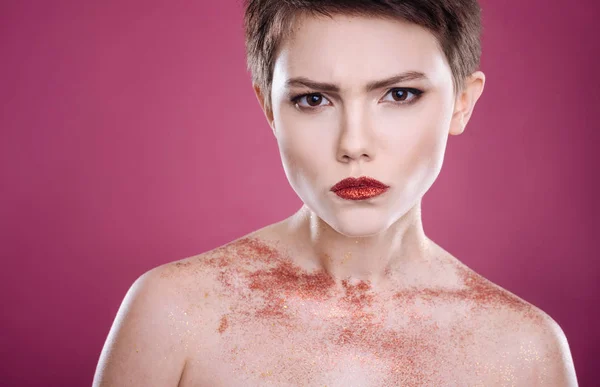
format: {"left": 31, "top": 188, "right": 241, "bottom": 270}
{"left": 244, "top": 0, "right": 482, "bottom": 111}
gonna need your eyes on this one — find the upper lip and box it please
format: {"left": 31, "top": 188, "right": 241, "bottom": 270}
{"left": 330, "top": 176, "right": 390, "bottom": 192}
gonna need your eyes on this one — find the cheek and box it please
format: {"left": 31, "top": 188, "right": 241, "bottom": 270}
{"left": 378, "top": 103, "right": 451, "bottom": 175}
{"left": 405, "top": 126, "right": 447, "bottom": 175}
{"left": 406, "top": 115, "right": 451, "bottom": 182}
{"left": 275, "top": 112, "right": 334, "bottom": 183}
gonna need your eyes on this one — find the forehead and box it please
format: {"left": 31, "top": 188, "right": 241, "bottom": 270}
{"left": 273, "top": 14, "right": 451, "bottom": 88}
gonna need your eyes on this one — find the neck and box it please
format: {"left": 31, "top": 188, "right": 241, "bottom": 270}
{"left": 282, "top": 201, "right": 433, "bottom": 289}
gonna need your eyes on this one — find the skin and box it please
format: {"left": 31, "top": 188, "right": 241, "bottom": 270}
{"left": 93, "top": 14, "right": 578, "bottom": 387}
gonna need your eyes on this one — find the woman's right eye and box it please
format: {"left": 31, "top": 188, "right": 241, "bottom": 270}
{"left": 292, "top": 93, "right": 331, "bottom": 109}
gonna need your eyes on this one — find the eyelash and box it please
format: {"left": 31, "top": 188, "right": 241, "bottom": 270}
{"left": 290, "top": 88, "right": 424, "bottom": 110}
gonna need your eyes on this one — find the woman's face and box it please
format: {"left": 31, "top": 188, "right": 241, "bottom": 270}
{"left": 266, "top": 14, "right": 461, "bottom": 237}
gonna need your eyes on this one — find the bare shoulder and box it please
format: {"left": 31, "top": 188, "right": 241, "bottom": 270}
{"left": 156, "top": 231, "right": 285, "bottom": 288}
{"left": 94, "top": 233, "right": 278, "bottom": 386}
{"left": 490, "top": 294, "right": 578, "bottom": 387}
{"left": 518, "top": 308, "right": 578, "bottom": 386}
{"left": 135, "top": 231, "right": 286, "bottom": 327}
{"left": 93, "top": 262, "right": 193, "bottom": 386}
{"left": 446, "top": 258, "right": 578, "bottom": 386}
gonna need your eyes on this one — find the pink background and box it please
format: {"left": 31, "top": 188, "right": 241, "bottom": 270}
{"left": 1, "top": 1, "right": 597, "bottom": 385}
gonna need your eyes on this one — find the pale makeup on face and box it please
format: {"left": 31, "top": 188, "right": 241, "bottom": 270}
{"left": 252, "top": 13, "right": 485, "bottom": 284}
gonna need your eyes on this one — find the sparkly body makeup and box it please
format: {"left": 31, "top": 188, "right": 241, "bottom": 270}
{"left": 166, "top": 235, "right": 554, "bottom": 387}
{"left": 95, "top": 2, "right": 576, "bottom": 385}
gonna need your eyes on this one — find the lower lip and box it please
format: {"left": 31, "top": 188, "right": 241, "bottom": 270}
{"left": 333, "top": 187, "right": 389, "bottom": 200}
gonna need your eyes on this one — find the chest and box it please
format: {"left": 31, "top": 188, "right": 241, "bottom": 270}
{"left": 179, "top": 307, "right": 509, "bottom": 387}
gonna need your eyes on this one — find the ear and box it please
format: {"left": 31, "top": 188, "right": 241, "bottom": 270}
{"left": 449, "top": 71, "right": 485, "bottom": 136}
{"left": 253, "top": 84, "right": 276, "bottom": 136}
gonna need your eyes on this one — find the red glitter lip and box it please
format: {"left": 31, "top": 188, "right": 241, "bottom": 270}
{"left": 330, "top": 176, "right": 390, "bottom": 200}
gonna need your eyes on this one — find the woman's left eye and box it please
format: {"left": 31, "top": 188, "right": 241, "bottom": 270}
{"left": 381, "top": 88, "right": 423, "bottom": 104}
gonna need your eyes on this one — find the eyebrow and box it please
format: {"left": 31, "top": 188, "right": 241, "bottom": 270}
{"left": 284, "top": 71, "right": 428, "bottom": 93}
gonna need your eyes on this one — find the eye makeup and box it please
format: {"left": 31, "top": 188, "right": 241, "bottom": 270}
{"left": 288, "top": 87, "right": 425, "bottom": 111}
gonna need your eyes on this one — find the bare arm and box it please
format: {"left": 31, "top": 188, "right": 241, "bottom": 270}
{"left": 93, "top": 267, "right": 188, "bottom": 386}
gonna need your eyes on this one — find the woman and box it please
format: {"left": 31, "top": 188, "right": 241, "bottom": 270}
{"left": 94, "top": 0, "right": 578, "bottom": 385}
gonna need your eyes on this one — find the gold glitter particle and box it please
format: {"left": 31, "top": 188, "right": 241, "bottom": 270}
{"left": 518, "top": 340, "right": 540, "bottom": 362}
{"left": 341, "top": 252, "right": 352, "bottom": 264}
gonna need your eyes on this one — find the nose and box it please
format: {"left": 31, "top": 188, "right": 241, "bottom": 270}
{"left": 336, "top": 105, "right": 373, "bottom": 163}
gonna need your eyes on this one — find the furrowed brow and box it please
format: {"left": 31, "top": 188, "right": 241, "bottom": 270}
{"left": 284, "top": 71, "right": 428, "bottom": 93}
{"left": 365, "top": 71, "right": 428, "bottom": 92}
{"left": 285, "top": 77, "right": 340, "bottom": 93}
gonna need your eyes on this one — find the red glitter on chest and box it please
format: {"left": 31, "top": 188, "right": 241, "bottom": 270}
{"left": 227, "top": 240, "right": 439, "bottom": 381}
{"left": 217, "top": 315, "right": 229, "bottom": 334}
{"left": 202, "top": 237, "right": 531, "bottom": 384}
